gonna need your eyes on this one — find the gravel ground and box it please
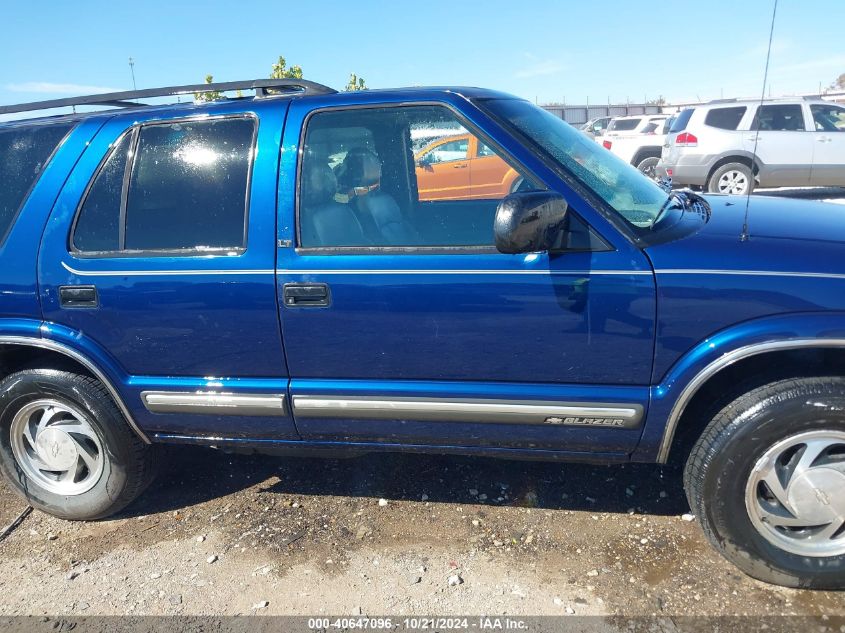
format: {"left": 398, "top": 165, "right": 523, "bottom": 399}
{"left": 0, "top": 447, "right": 843, "bottom": 617}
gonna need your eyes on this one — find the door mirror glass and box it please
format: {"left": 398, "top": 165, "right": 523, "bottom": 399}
{"left": 494, "top": 191, "right": 568, "bottom": 254}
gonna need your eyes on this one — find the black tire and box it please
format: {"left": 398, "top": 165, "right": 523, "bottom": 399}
{"left": 706, "top": 162, "right": 755, "bottom": 195}
{"left": 0, "top": 369, "right": 156, "bottom": 520}
{"left": 635, "top": 156, "right": 660, "bottom": 179}
{"left": 684, "top": 377, "right": 845, "bottom": 589}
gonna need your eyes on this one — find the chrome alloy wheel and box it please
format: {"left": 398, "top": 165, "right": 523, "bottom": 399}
{"left": 745, "top": 430, "right": 845, "bottom": 557}
{"left": 717, "top": 170, "right": 749, "bottom": 194}
{"left": 9, "top": 399, "right": 105, "bottom": 495}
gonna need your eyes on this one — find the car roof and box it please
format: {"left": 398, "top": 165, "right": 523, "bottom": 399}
{"left": 0, "top": 84, "right": 520, "bottom": 128}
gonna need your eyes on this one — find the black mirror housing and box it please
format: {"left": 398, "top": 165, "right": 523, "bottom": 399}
{"left": 494, "top": 191, "right": 569, "bottom": 254}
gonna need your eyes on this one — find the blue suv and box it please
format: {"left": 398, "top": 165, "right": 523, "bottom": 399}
{"left": 0, "top": 79, "right": 843, "bottom": 589}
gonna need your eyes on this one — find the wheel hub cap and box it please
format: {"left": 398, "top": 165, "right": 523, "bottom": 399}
{"left": 746, "top": 430, "right": 845, "bottom": 557}
{"left": 9, "top": 399, "right": 104, "bottom": 496}
{"left": 787, "top": 468, "right": 845, "bottom": 523}
{"left": 35, "top": 427, "right": 78, "bottom": 471}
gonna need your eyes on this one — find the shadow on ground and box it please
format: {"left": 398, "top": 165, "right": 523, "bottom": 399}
{"left": 126, "top": 445, "right": 689, "bottom": 519}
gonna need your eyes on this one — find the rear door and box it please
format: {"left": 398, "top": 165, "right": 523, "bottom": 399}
{"left": 808, "top": 102, "right": 845, "bottom": 186}
{"left": 38, "top": 102, "right": 299, "bottom": 440}
{"left": 746, "top": 103, "right": 814, "bottom": 186}
{"left": 276, "top": 97, "right": 655, "bottom": 455}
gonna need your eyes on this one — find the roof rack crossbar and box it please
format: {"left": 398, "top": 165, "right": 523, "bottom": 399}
{"left": 0, "top": 78, "right": 337, "bottom": 116}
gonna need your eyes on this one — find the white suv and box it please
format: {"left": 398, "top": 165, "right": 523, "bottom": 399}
{"left": 598, "top": 115, "right": 671, "bottom": 177}
{"left": 656, "top": 97, "right": 845, "bottom": 195}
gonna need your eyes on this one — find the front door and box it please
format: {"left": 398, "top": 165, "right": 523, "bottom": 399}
{"left": 746, "top": 103, "right": 814, "bottom": 187}
{"left": 38, "top": 105, "right": 298, "bottom": 440}
{"left": 808, "top": 102, "right": 845, "bottom": 186}
{"left": 277, "top": 100, "right": 655, "bottom": 454}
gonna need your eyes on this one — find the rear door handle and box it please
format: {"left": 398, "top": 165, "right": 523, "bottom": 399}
{"left": 59, "top": 285, "right": 98, "bottom": 308}
{"left": 283, "top": 283, "right": 330, "bottom": 308}
{"left": 452, "top": 163, "right": 468, "bottom": 169}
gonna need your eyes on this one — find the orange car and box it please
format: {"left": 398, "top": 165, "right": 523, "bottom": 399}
{"left": 414, "top": 133, "right": 522, "bottom": 201}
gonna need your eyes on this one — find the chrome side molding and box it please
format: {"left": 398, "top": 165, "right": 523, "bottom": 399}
{"left": 657, "top": 338, "right": 845, "bottom": 463}
{"left": 292, "top": 396, "right": 643, "bottom": 428}
{"left": 141, "top": 392, "right": 287, "bottom": 416}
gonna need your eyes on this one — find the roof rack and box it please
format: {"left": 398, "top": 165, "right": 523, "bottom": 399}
{"left": 0, "top": 78, "right": 337, "bottom": 116}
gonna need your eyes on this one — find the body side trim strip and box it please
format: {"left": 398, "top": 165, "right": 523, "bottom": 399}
{"left": 657, "top": 338, "right": 845, "bottom": 463}
{"left": 292, "top": 395, "right": 643, "bottom": 428}
{"left": 141, "top": 391, "right": 287, "bottom": 416}
{"left": 656, "top": 269, "right": 845, "bottom": 280}
{"left": 0, "top": 336, "right": 151, "bottom": 444}
{"left": 63, "top": 261, "right": 651, "bottom": 277}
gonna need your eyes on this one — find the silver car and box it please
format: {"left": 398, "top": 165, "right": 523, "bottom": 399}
{"left": 656, "top": 97, "right": 845, "bottom": 195}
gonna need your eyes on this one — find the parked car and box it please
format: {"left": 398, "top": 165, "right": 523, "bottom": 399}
{"left": 657, "top": 97, "right": 845, "bottom": 194}
{"left": 603, "top": 114, "right": 669, "bottom": 138}
{"left": 413, "top": 133, "right": 524, "bottom": 200}
{"left": 1, "top": 79, "right": 844, "bottom": 589}
{"left": 599, "top": 117, "right": 673, "bottom": 177}
{"left": 580, "top": 116, "right": 613, "bottom": 138}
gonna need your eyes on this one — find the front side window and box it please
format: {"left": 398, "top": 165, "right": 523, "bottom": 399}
{"left": 0, "top": 122, "right": 73, "bottom": 244}
{"left": 811, "top": 104, "right": 845, "bottom": 132}
{"left": 298, "top": 105, "right": 542, "bottom": 249}
{"left": 73, "top": 117, "right": 255, "bottom": 253}
{"left": 752, "top": 104, "right": 806, "bottom": 131}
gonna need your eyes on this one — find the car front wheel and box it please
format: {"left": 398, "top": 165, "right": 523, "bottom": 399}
{"left": 684, "top": 376, "right": 845, "bottom": 588}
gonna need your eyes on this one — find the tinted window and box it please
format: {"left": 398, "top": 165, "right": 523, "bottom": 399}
{"left": 609, "top": 118, "right": 640, "bottom": 131}
{"left": 704, "top": 106, "right": 746, "bottom": 130}
{"left": 752, "top": 104, "right": 805, "bottom": 131}
{"left": 669, "top": 108, "right": 694, "bottom": 133}
{"left": 73, "top": 133, "right": 130, "bottom": 252}
{"left": 125, "top": 118, "right": 254, "bottom": 250}
{"left": 298, "top": 105, "right": 542, "bottom": 248}
{"left": 0, "top": 123, "right": 72, "bottom": 243}
{"left": 73, "top": 117, "right": 255, "bottom": 254}
{"left": 811, "top": 104, "right": 845, "bottom": 132}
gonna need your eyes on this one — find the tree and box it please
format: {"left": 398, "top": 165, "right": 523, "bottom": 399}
{"left": 345, "top": 73, "right": 368, "bottom": 91}
{"left": 837, "top": 73, "right": 845, "bottom": 90}
{"left": 270, "top": 56, "right": 303, "bottom": 80}
{"left": 194, "top": 75, "right": 223, "bottom": 103}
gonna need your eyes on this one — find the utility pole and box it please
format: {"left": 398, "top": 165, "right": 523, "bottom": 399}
{"left": 128, "top": 57, "right": 137, "bottom": 90}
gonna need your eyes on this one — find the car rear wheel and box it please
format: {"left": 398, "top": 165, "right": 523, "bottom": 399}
{"left": 0, "top": 369, "right": 156, "bottom": 520}
{"left": 707, "top": 162, "right": 754, "bottom": 195}
{"left": 684, "top": 377, "right": 845, "bottom": 588}
{"left": 635, "top": 156, "right": 660, "bottom": 179}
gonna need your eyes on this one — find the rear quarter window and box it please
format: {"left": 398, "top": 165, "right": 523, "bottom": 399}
{"left": 0, "top": 123, "right": 73, "bottom": 243}
{"left": 669, "top": 109, "right": 694, "bottom": 133}
{"left": 704, "top": 106, "right": 746, "bottom": 130}
{"left": 608, "top": 118, "right": 640, "bottom": 131}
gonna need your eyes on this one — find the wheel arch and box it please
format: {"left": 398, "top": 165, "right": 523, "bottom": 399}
{"left": 705, "top": 152, "right": 763, "bottom": 187}
{"left": 0, "top": 336, "right": 150, "bottom": 444}
{"left": 639, "top": 312, "right": 845, "bottom": 464}
{"left": 631, "top": 146, "right": 663, "bottom": 166}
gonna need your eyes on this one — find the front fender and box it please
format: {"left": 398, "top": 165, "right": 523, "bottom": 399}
{"left": 634, "top": 312, "right": 845, "bottom": 462}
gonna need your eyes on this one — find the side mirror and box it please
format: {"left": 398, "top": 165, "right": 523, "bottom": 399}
{"left": 494, "top": 191, "right": 568, "bottom": 254}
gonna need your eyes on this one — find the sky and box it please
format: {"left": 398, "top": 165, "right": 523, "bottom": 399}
{"left": 1, "top": 0, "right": 843, "bottom": 109}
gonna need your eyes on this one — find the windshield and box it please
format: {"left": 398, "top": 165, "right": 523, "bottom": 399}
{"left": 480, "top": 98, "right": 670, "bottom": 230}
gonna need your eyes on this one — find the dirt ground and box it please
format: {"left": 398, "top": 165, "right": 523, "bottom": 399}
{"left": 0, "top": 446, "right": 843, "bottom": 618}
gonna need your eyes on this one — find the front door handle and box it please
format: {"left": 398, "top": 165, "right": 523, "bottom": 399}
{"left": 59, "top": 285, "right": 98, "bottom": 308}
{"left": 283, "top": 283, "right": 330, "bottom": 308}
